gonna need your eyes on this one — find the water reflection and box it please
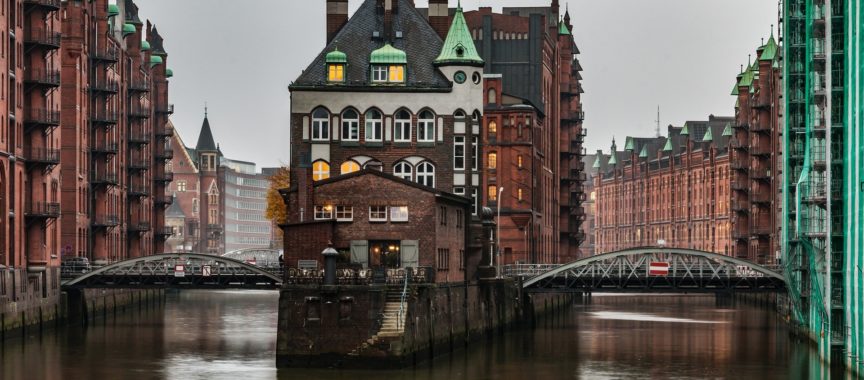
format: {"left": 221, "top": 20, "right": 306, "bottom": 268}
{"left": 0, "top": 291, "right": 850, "bottom": 380}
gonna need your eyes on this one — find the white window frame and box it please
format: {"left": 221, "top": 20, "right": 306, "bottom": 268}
{"left": 369, "top": 206, "right": 388, "bottom": 222}
{"left": 314, "top": 206, "right": 333, "bottom": 220}
{"left": 471, "top": 188, "right": 479, "bottom": 215}
{"left": 471, "top": 137, "right": 479, "bottom": 170}
{"left": 390, "top": 206, "right": 408, "bottom": 222}
{"left": 341, "top": 110, "right": 359, "bottom": 141}
{"left": 393, "top": 162, "right": 413, "bottom": 181}
{"left": 416, "top": 162, "right": 435, "bottom": 188}
{"left": 394, "top": 111, "right": 412, "bottom": 142}
{"left": 335, "top": 206, "right": 354, "bottom": 222}
{"left": 365, "top": 110, "right": 383, "bottom": 142}
{"left": 418, "top": 111, "right": 435, "bottom": 142}
{"left": 372, "top": 65, "right": 388, "bottom": 82}
{"left": 454, "top": 136, "right": 465, "bottom": 170}
{"left": 312, "top": 109, "right": 330, "bottom": 141}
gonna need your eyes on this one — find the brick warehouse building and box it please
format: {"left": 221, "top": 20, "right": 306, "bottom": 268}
{"left": 594, "top": 116, "right": 734, "bottom": 255}
{"left": 1, "top": 0, "right": 172, "bottom": 333}
{"left": 460, "top": 4, "right": 587, "bottom": 264}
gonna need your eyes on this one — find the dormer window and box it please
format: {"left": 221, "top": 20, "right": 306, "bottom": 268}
{"left": 370, "top": 44, "right": 407, "bottom": 84}
{"left": 325, "top": 48, "right": 347, "bottom": 83}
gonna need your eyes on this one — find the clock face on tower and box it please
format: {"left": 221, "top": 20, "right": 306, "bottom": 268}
{"left": 454, "top": 71, "right": 467, "bottom": 84}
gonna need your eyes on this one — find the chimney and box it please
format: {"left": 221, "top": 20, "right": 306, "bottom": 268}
{"left": 428, "top": 0, "right": 450, "bottom": 40}
{"left": 327, "top": 0, "right": 349, "bottom": 44}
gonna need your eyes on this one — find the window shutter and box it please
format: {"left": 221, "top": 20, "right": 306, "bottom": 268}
{"left": 400, "top": 240, "right": 419, "bottom": 269}
{"left": 350, "top": 240, "right": 369, "bottom": 268}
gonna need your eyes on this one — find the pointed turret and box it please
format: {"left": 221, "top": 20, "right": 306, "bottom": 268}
{"left": 196, "top": 107, "right": 218, "bottom": 153}
{"left": 434, "top": 1, "right": 484, "bottom": 67}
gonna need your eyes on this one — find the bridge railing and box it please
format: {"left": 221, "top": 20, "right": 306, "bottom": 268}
{"left": 284, "top": 267, "right": 434, "bottom": 286}
{"left": 501, "top": 264, "right": 562, "bottom": 278}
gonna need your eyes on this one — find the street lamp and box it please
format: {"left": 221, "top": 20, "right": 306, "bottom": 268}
{"left": 322, "top": 242, "right": 339, "bottom": 285}
{"left": 496, "top": 186, "right": 504, "bottom": 278}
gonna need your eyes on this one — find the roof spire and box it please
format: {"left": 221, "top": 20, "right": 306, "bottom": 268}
{"left": 770, "top": 24, "right": 774, "bottom": 37}
{"left": 204, "top": 101, "right": 208, "bottom": 118}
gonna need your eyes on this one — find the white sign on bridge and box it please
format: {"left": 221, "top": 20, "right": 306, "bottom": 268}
{"left": 174, "top": 265, "right": 185, "bottom": 278}
{"left": 202, "top": 265, "right": 212, "bottom": 277}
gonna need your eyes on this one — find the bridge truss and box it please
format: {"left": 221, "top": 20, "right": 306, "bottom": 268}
{"left": 63, "top": 253, "right": 283, "bottom": 289}
{"left": 516, "top": 248, "right": 786, "bottom": 293}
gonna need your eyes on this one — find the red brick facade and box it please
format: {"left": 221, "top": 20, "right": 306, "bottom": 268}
{"left": 595, "top": 117, "right": 735, "bottom": 255}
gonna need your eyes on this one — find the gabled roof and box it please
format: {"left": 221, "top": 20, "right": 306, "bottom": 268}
{"left": 639, "top": 145, "right": 649, "bottom": 158}
{"left": 702, "top": 127, "right": 714, "bottom": 142}
{"left": 195, "top": 116, "right": 218, "bottom": 152}
{"left": 435, "top": 3, "right": 484, "bottom": 66}
{"left": 292, "top": 0, "right": 450, "bottom": 90}
{"left": 759, "top": 35, "right": 778, "bottom": 61}
{"left": 558, "top": 20, "right": 571, "bottom": 36}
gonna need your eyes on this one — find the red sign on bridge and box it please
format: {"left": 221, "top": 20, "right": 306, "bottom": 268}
{"left": 648, "top": 262, "right": 670, "bottom": 276}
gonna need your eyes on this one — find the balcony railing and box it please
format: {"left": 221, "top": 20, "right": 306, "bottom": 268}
{"left": 750, "top": 168, "right": 771, "bottom": 180}
{"left": 92, "top": 172, "right": 119, "bottom": 186}
{"left": 128, "top": 106, "right": 151, "bottom": 118}
{"left": 750, "top": 123, "right": 771, "bottom": 133}
{"left": 155, "top": 227, "right": 175, "bottom": 238}
{"left": 155, "top": 196, "right": 173, "bottom": 206}
{"left": 91, "top": 143, "right": 119, "bottom": 155}
{"left": 24, "top": 147, "right": 60, "bottom": 166}
{"left": 208, "top": 224, "right": 223, "bottom": 231}
{"left": 750, "top": 145, "right": 771, "bottom": 156}
{"left": 128, "top": 160, "right": 149, "bottom": 171}
{"left": 732, "top": 199, "right": 750, "bottom": 212}
{"left": 730, "top": 157, "right": 749, "bottom": 170}
{"left": 90, "top": 79, "right": 119, "bottom": 93}
{"left": 155, "top": 172, "right": 174, "bottom": 182}
{"left": 24, "top": 29, "right": 61, "bottom": 49}
{"left": 24, "top": 108, "right": 61, "bottom": 126}
{"left": 129, "top": 132, "right": 149, "bottom": 145}
{"left": 92, "top": 46, "right": 119, "bottom": 62}
{"left": 156, "top": 148, "right": 174, "bottom": 160}
{"left": 25, "top": 69, "right": 61, "bottom": 87}
{"left": 91, "top": 111, "right": 119, "bottom": 125}
{"left": 93, "top": 215, "right": 121, "bottom": 228}
{"left": 155, "top": 104, "right": 175, "bottom": 115}
{"left": 23, "top": 0, "right": 61, "bottom": 10}
{"left": 155, "top": 126, "right": 175, "bottom": 137}
{"left": 751, "top": 192, "right": 772, "bottom": 204}
{"left": 128, "top": 222, "right": 152, "bottom": 233}
{"left": 128, "top": 79, "right": 151, "bottom": 92}
{"left": 24, "top": 202, "right": 61, "bottom": 219}
{"left": 129, "top": 185, "right": 149, "bottom": 197}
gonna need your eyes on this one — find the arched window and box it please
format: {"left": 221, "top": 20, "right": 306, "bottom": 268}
{"left": 363, "top": 160, "right": 383, "bottom": 171}
{"left": 312, "top": 108, "right": 330, "bottom": 141}
{"left": 393, "top": 162, "right": 413, "bottom": 181}
{"left": 312, "top": 160, "right": 330, "bottom": 181}
{"left": 394, "top": 110, "right": 411, "bottom": 142}
{"left": 365, "top": 110, "right": 382, "bottom": 141}
{"left": 488, "top": 152, "right": 497, "bottom": 170}
{"left": 341, "top": 160, "right": 360, "bottom": 175}
{"left": 488, "top": 120, "right": 497, "bottom": 134}
{"left": 341, "top": 110, "right": 359, "bottom": 141}
{"left": 416, "top": 162, "right": 435, "bottom": 187}
{"left": 487, "top": 88, "right": 497, "bottom": 104}
{"left": 418, "top": 110, "right": 435, "bottom": 142}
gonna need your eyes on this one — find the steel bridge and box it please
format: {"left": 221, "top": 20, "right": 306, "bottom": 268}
{"left": 505, "top": 248, "right": 786, "bottom": 293}
{"left": 62, "top": 253, "right": 282, "bottom": 289}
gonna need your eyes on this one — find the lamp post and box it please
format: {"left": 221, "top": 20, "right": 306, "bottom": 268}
{"left": 496, "top": 187, "right": 504, "bottom": 278}
{"left": 322, "top": 242, "right": 339, "bottom": 285}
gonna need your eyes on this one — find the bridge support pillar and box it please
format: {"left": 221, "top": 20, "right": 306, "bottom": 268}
{"left": 478, "top": 207, "right": 497, "bottom": 280}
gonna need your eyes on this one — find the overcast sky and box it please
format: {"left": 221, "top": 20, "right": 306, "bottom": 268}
{"left": 137, "top": 0, "right": 778, "bottom": 168}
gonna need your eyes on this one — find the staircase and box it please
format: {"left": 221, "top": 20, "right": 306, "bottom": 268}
{"left": 347, "top": 288, "right": 406, "bottom": 356}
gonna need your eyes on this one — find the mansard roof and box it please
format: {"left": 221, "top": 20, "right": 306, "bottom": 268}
{"left": 292, "top": 0, "right": 450, "bottom": 90}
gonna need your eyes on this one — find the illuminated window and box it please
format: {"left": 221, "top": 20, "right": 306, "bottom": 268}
{"left": 517, "top": 188, "right": 523, "bottom": 202}
{"left": 314, "top": 205, "right": 333, "bottom": 220}
{"left": 312, "top": 161, "right": 330, "bottom": 181}
{"left": 176, "top": 180, "right": 187, "bottom": 192}
{"left": 488, "top": 186, "right": 498, "bottom": 202}
{"left": 328, "top": 64, "right": 345, "bottom": 82}
{"left": 488, "top": 152, "right": 497, "bottom": 170}
{"left": 517, "top": 155, "right": 523, "bottom": 168}
{"left": 390, "top": 206, "right": 408, "bottom": 222}
{"left": 341, "top": 161, "right": 360, "bottom": 175}
{"left": 488, "top": 120, "right": 497, "bottom": 134}
{"left": 389, "top": 65, "right": 404, "bottom": 82}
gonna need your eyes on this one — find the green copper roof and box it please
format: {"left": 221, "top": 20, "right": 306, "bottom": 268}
{"left": 434, "top": 4, "right": 484, "bottom": 66}
{"left": 325, "top": 48, "right": 348, "bottom": 64}
{"left": 166, "top": 68, "right": 173, "bottom": 78}
{"left": 141, "top": 40, "right": 151, "bottom": 51}
{"left": 149, "top": 55, "right": 163, "bottom": 67}
{"left": 663, "top": 139, "right": 673, "bottom": 152}
{"left": 738, "top": 62, "right": 756, "bottom": 87}
{"left": 731, "top": 82, "right": 739, "bottom": 95}
{"left": 108, "top": 4, "right": 120, "bottom": 17}
{"left": 702, "top": 127, "right": 714, "bottom": 142}
{"left": 593, "top": 156, "right": 602, "bottom": 168}
{"left": 122, "top": 23, "right": 136, "bottom": 37}
{"left": 639, "top": 145, "right": 649, "bottom": 158}
{"left": 772, "top": 59, "right": 780, "bottom": 69}
{"left": 558, "top": 21, "right": 571, "bottom": 36}
{"left": 759, "top": 35, "right": 778, "bottom": 61}
{"left": 370, "top": 44, "right": 407, "bottom": 64}
{"left": 722, "top": 123, "right": 733, "bottom": 137}
{"left": 608, "top": 153, "right": 617, "bottom": 165}
{"left": 624, "top": 137, "right": 634, "bottom": 151}
{"left": 680, "top": 123, "right": 689, "bottom": 136}
{"left": 735, "top": 98, "right": 740, "bottom": 108}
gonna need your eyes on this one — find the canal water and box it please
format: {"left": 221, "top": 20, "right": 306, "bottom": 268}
{"left": 0, "top": 290, "right": 847, "bottom": 379}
